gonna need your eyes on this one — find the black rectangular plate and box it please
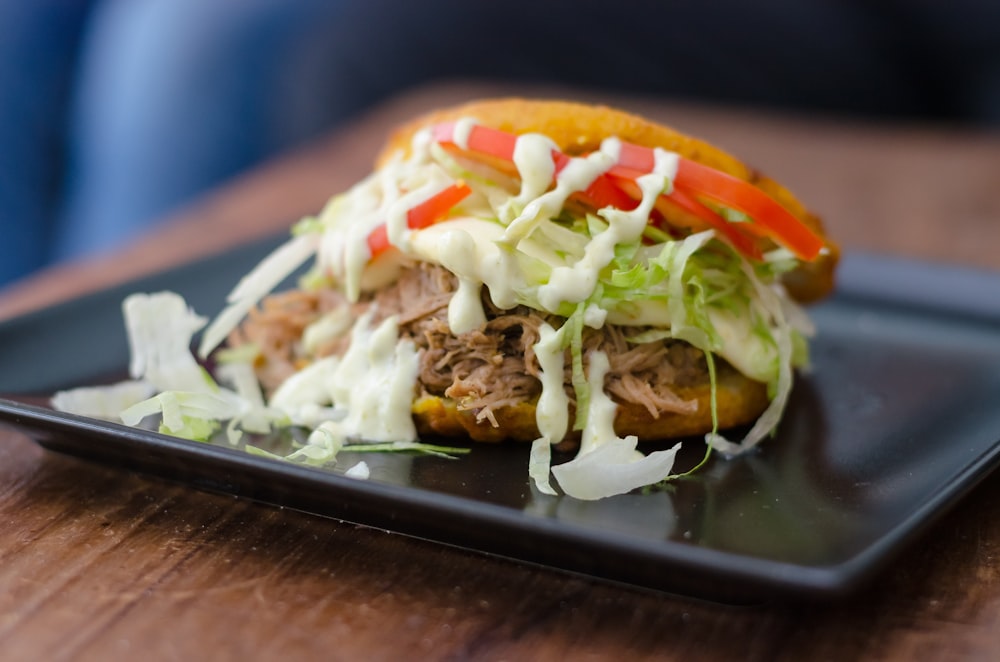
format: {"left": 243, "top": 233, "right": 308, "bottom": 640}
{"left": 2, "top": 235, "right": 999, "bottom": 603}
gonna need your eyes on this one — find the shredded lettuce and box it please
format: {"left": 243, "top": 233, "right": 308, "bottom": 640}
{"left": 123, "top": 292, "right": 213, "bottom": 393}
{"left": 117, "top": 291, "right": 286, "bottom": 443}
{"left": 517, "top": 220, "right": 808, "bottom": 493}
{"left": 550, "top": 352, "right": 682, "bottom": 500}
{"left": 121, "top": 390, "right": 246, "bottom": 441}
{"left": 198, "top": 232, "right": 320, "bottom": 358}
{"left": 528, "top": 438, "right": 557, "bottom": 495}
{"left": 267, "top": 355, "right": 341, "bottom": 427}
{"left": 52, "top": 380, "right": 155, "bottom": 420}
{"left": 705, "top": 259, "right": 796, "bottom": 455}
{"left": 215, "top": 360, "right": 285, "bottom": 435}
{"left": 246, "top": 432, "right": 470, "bottom": 468}
{"left": 552, "top": 437, "right": 683, "bottom": 501}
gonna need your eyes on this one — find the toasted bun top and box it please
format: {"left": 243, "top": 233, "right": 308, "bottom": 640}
{"left": 378, "top": 98, "right": 838, "bottom": 303}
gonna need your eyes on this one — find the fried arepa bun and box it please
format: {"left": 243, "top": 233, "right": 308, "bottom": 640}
{"left": 363, "top": 99, "right": 835, "bottom": 443}
{"left": 412, "top": 369, "right": 770, "bottom": 445}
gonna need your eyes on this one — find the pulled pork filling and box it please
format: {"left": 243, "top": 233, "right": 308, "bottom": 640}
{"left": 229, "top": 263, "right": 739, "bottom": 427}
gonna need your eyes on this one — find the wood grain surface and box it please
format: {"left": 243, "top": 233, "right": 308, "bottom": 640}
{"left": 1, "top": 82, "right": 999, "bottom": 661}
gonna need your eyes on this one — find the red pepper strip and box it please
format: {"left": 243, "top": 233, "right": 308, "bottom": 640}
{"left": 431, "top": 122, "right": 819, "bottom": 259}
{"left": 657, "top": 188, "right": 763, "bottom": 261}
{"left": 606, "top": 169, "right": 762, "bottom": 260}
{"left": 366, "top": 181, "right": 472, "bottom": 257}
{"left": 609, "top": 142, "right": 825, "bottom": 260}
{"left": 431, "top": 122, "right": 519, "bottom": 176}
{"left": 433, "top": 119, "right": 754, "bottom": 256}
{"left": 672, "top": 159, "right": 824, "bottom": 260}
{"left": 544, "top": 150, "right": 647, "bottom": 213}
{"left": 576, "top": 173, "right": 639, "bottom": 211}
{"left": 434, "top": 122, "right": 636, "bottom": 211}
{"left": 613, "top": 140, "right": 657, "bottom": 172}
{"left": 407, "top": 180, "right": 472, "bottom": 229}
{"left": 431, "top": 122, "right": 516, "bottom": 160}
{"left": 366, "top": 224, "right": 391, "bottom": 257}
{"left": 611, "top": 161, "right": 766, "bottom": 239}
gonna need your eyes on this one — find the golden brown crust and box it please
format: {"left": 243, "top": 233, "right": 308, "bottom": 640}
{"left": 378, "top": 98, "right": 838, "bottom": 303}
{"left": 412, "top": 369, "right": 769, "bottom": 444}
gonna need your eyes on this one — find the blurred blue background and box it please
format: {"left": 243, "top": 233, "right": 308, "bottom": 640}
{"left": 2, "top": 0, "right": 998, "bottom": 288}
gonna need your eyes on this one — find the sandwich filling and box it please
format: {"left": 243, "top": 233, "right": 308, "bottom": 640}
{"left": 59, "top": 111, "right": 826, "bottom": 500}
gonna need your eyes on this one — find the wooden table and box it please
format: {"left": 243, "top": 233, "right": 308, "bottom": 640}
{"left": 1, "top": 82, "right": 999, "bottom": 660}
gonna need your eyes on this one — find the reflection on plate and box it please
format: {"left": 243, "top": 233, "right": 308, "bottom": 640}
{"left": 2, "top": 238, "right": 999, "bottom": 603}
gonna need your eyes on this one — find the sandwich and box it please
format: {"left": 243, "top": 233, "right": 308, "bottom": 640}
{"left": 104, "top": 99, "right": 838, "bottom": 499}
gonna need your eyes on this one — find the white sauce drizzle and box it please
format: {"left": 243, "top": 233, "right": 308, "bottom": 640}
{"left": 502, "top": 149, "right": 613, "bottom": 246}
{"left": 653, "top": 146, "right": 680, "bottom": 182}
{"left": 269, "top": 355, "right": 340, "bottom": 426}
{"left": 409, "top": 218, "right": 534, "bottom": 325}
{"left": 502, "top": 134, "right": 558, "bottom": 223}
{"left": 301, "top": 303, "right": 353, "bottom": 356}
{"left": 345, "top": 461, "right": 371, "bottom": 479}
{"left": 324, "top": 311, "right": 420, "bottom": 442}
{"left": 577, "top": 351, "right": 624, "bottom": 456}
{"left": 536, "top": 168, "right": 667, "bottom": 311}
{"left": 452, "top": 117, "right": 477, "bottom": 150}
{"left": 582, "top": 303, "right": 607, "bottom": 329}
{"left": 527, "top": 322, "right": 570, "bottom": 495}
{"left": 342, "top": 218, "right": 375, "bottom": 302}
{"left": 435, "top": 229, "right": 487, "bottom": 334}
{"left": 534, "top": 323, "right": 570, "bottom": 444}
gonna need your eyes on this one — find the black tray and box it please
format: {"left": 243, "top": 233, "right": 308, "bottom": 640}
{"left": 2, "top": 235, "right": 999, "bottom": 603}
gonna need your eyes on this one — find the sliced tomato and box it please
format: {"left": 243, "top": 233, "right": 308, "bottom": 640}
{"left": 366, "top": 224, "right": 391, "bottom": 256}
{"left": 575, "top": 175, "right": 639, "bottom": 211}
{"left": 612, "top": 141, "right": 656, "bottom": 173}
{"left": 432, "top": 122, "right": 516, "bottom": 161}
{"left": 367, "top": 181, "right": 471, "bottom": 257}
{"left": 407, "top": 180, "right": 471, "bottom": 229}
{"left": 430, "top": 122, "right": 823, "bottom": 261}
{"left": 610, "top": 147, "right": 823, "bottom": 260}
{"left": 606, "top": 170, "right": 762, "bottom": 259}
{"left": 673, "top": 160, "right": 823, "bottom": 260}
{"left": 658, "top": 188, "right": 763, "bottom": 260}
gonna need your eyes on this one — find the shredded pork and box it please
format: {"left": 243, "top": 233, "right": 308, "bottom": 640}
{"left": 229, "top": 263, "right": 712, "bottom": 425}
